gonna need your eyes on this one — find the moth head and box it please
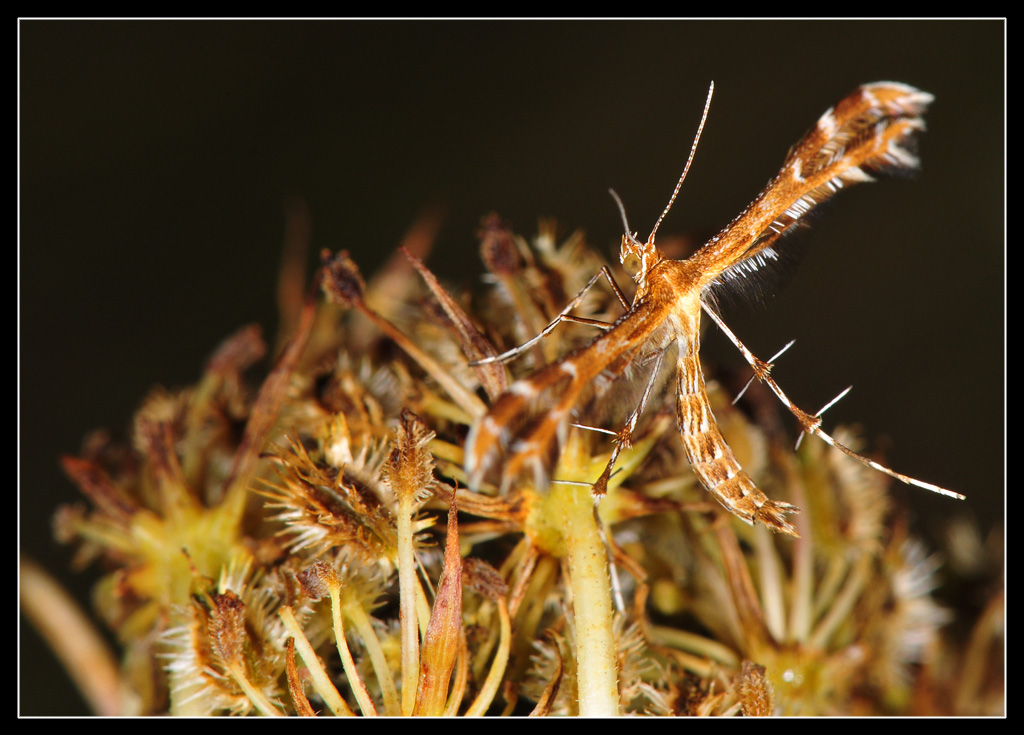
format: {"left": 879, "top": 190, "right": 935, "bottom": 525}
{"left": 618, "top": 81, "right": 714, "bottom": 287}
{"left": 610, "top": 188, "right": 659, "bottom": 283}
{"left": 619, "top": 233, "right": 658, "bottom": 283}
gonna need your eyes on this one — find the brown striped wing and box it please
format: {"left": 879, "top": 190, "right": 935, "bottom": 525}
{"left": 464, "top": 291, "right": 677, "bottom": 492}
{"left": 689, "top": 82, "right": 933, "bottom": 290}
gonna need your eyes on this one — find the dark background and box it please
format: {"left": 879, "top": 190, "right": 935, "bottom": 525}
{"left": 21, "top": 20, "right": 1003, "bottom": 715}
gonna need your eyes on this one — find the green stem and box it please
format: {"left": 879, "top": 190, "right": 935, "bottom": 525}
{"left": 279, "top": 605, "right": 353, "bottom": 716}
{"left": 808, "top": 554, "right": 872, "bottom": 649}
{"left": 229, "top": 664, "right": 285, "bottom": 717}
{"left": 328, "top": 585, "right": 377, "bottom": 715}
{"left": 465, "top": 600, "right": 511, "bottom": 716}
{"left": 396, "top": 499, "right": 419, "bottom": 716}
{"left": 343, "top": 597, "right": 401, "bottom": 716}
{"left": 557, "top": 483, "right": 620, "bottom": 716}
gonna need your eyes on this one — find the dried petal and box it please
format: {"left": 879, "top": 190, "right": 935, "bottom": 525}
{"left": 414, "top": 498, "right": 462, "bottom": 716}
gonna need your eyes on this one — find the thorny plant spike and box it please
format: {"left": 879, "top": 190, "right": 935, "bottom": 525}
{"left": 465, "top": 82, "right": 963, "bottom": 537}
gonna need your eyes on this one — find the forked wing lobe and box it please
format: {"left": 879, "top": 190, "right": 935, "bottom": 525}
{"left": 690, "top": 82, "right": 933, "bottom": 291}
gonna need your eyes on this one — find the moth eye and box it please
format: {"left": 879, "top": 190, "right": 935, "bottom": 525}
{"left": 622, "top": 251, "right": 642, "bottom": 277}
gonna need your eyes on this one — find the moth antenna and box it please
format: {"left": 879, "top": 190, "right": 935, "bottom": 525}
{"left": 649, "top": 80, "right": 715, "bottom": 243}
{"left": 608, "top": 188, "right": 640, "bottom": 245}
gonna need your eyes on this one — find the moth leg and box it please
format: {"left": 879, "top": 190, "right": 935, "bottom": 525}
{"left": 470, "top": 265, "right": 630, "bottom": 366}
{"left": 701, "top": 301, "right": 964, "bottom": 501}
{"left": 732, "top": 339, "right": 796, "bottom": 404}
{"left": 588, "top": 350, "right": 665, "bottom": 497}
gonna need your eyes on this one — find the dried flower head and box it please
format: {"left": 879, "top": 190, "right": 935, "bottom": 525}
{"left": 34, "top": 210, "right": 999, "bottom": 717}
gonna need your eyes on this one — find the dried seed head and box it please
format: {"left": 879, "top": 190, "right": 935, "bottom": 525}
{"left": 321, "top": 249, "right": 366, "bottom": 307}
{"left": 737, "top": 660, "right": 775, "bottom": 717}
{"left": 479, "top": 213, "right": 520, "bottom": 276}
{"left": 383, "top": 408, "right": 437, "bottom": 508}
{"left": 296, "top": 560, "right": 339, "bottom": 600}
{"left": 204, "top": 323, "right": 266, "bottom": 376}
{"left": 462, "top": 557, "right": 508, "bottom": 601}
{"left": 207, "top": 591, "right": 248, "bottom": 670}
